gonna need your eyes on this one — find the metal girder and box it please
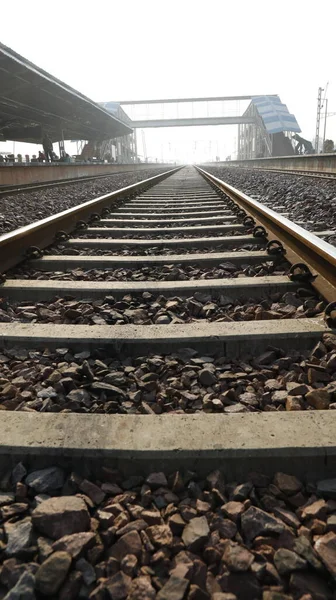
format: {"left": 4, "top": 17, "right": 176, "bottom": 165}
{"left": 119, "top": 95, "right": 277, "bottom": 105}
{"left": 132, "top": 117, "right": 256, "bottom": 128}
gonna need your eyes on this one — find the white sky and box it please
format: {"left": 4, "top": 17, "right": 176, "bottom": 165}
{"left": 1, "top": 0, "right": 336, "bottom": 162}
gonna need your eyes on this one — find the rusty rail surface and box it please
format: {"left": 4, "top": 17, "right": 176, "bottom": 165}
{"left": 0, "top": 167, "right": 181, "bottom": 273}
{"left": 197, "top": 166, "right": 336, "bottom": 303}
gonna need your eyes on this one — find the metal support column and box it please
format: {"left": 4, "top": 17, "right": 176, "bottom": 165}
{"left": 315, "top": 87, "right": 323, "bottom": 153}
{"left": 323, "top": 98, "right": 328, "bottom": 150}
{"left": 58, "top": 129, "right": 65, "bottom": 157}
{"left": 134, "top": 129, "right": 138, "bottom": 162}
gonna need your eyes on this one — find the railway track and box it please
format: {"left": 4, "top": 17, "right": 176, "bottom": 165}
{"left": 0, "top": 170, "right": 114, "bottom": 196}
{"left": 233, "top": 167, "right": 336, "bottom": 181}
{"left": 0, "top": 166, "right": 336, "bottom": 598}
{"left": 0, "top": 166, "right": 167, "bottom": 196}
{"left": 0, "top": 164, "right": 335, "bottom": 421}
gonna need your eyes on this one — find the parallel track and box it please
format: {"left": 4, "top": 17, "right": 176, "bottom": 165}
{"left": 233, "top": 166, "right": 336, "bottom": 180}
{"left": 0, "top": 166, "right": 168, "bottom": 196}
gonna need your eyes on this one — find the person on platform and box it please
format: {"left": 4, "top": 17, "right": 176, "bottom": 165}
{"left": 42, "top": 134, "right": 53, "bottom": 163}
{"left": 38, "top": 151, "right": 45, "bottom": 163}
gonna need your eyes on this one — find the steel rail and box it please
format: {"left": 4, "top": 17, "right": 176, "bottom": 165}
{"left": 196, "top": 166, "right": 336, "bottom": 303}
{"left": 240, "top": 167, "right": 336, "bottom": 181}
{"left": 0, "top": 167, "right": 181, "bottom": 273}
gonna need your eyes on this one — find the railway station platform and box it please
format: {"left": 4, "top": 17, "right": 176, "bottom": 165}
{"left": 0, "top": 163, "right": 171, "bottom": 189}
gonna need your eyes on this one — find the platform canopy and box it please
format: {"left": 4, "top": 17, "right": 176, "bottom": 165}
{"left": 0, "top": 43, "right": 132, "bottom": 143}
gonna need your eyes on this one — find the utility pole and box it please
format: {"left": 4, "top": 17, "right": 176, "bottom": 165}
{"left": 315, "top": 84, "right": 329, "bottom": 153}
{"left": 323, "top": 98, "right": 328, "bottom": 151}
{"left": 315, "top": 87, "right": 323, "bottom": 153}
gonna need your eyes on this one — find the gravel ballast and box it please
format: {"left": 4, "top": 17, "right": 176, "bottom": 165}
{"left": 0, "top": 462, "right": 335, "bottom": 599}
{"left": 7, "top": 259, "right": 288, "bottom": 282}
{"left": 0, "top": 169, "right": 168, "bottom": 236}
{"left": 0, "top": 332, "right": 335, "bottom": 415}
{"left": 0, "top": 290, "right": 324, "bottom": 326}
{"left": 202, "top": 166, "right": 336, "bottom": 244}
{"left": 45, "top": 243, "right": 264, "bottom": 256}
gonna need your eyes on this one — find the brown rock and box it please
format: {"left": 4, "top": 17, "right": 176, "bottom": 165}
{"left": 120, "top": 553, "right": 138, "bottom": 576}
{"left": 170, "top": 562, "right": 193, "bottom": 581}
{"left": 142, "top": 510, "right": 163, "bottom": 525}
{"left": 2, "top": 503, "right": 28, "bottom": 520}
{"left": 293, "top": 535, "right": 324, "bottom": 572}
{"left": 182, "top": 516, "right": 210, "bottom": 551}
{"left": 307, "top": 518, "right": 326, "bottom": 535}
{"left": 79, "top": 479, "right": 105, "bottom": 504}
{"left": 196, "top": 499, "right": 211, "bottom": 514}
{"left": 146, "top": 524, "right": 173, "bottom": 547}
{"left": 109, "top": 530, "right": 142, "bottom": 560}
{"left": 271, "top": 390, "right": 288, "bottom": 404}
{"left": 106, "top": 571, "right": 132, "bottom": 599}
{"left": 327, "top": 514, "right": 336, "bottom": 532}
{"left": 117, "top": 519, "right": 147, "bottom": 536}
{"left": 157, "top": 575, "right": 189, "bottom": 600}
{"left": 286, "top": 382, "right": 310, "bottom": 396}
{"left": 289, "top": 571, "right": 333, "bottom": 599}
{"left": 287, "top": 491, "right": 307, "bottom": 508}
{"left": 273, "top": 472, "right": 302, "bottom": 495}
{"left": 0, "top": 384, "right": 17, "bottom": 398}
{"left": 59, "top": 571, "right": 83, "bottom": 600}
{"left": 4, "top": 517, "right": 33, "bottom": 556}
{"left": 52, "top": 531, "right": 96, "bottom": 558}
{"left": 127, "top": 575, "right": 156, "bottom": 599}
{"left": 314, "top": 531, "right": 336, "bottom": 578}
{"left": 221, "top": 501, "right": 245, "bottom": 522}
{"left": 302, "top": 499, "right": 327, "bottom": 521}
{"left": 223, "top": 572, "right": 261, "bottom": 600}
{"left": 241, "top": 506, "right": 285, "bottom": 543}
{"left": 36, "top": 551, "right": 72, "bottom": 595}
{"left": 190, "top": 558, "right": 207, "bottom": 588}
{"left": 187, "top": 584, "right": 210, "bottom": 599}
{"left": 199, "top": 368, "right": 217, "bottom": 386}
{"left": 286, "top": 396, "right": 303, "bottom": 411}
{"left": 273, "top": 548, "right": 307, "bottom": 574}
{"left": 32, "top": 496, "right": 90, "bottom": 539}
{"left": 272, "top": 506, "right": 300, "bottom": 529}
{"left": 203, "top": 545, "right": 221, "bottom": 565}
{"left": 0, "top": 559, "right": 38, "bottom": 590}
{"left": 101, "top": 482, "right": 123, "bottom": 495}
{"left": 210, "top": 516, "right": 237, "bottom": 539}
{"left": 306, "top": 389, "right": 331, "bottom": 410}
{"left": 87, "top": 543, "right": 104, "bottom": 566}
{"left": 146, "top": 472, "right": 168, "bottom": 489}
{"left": 223, "top": 542, "right": 254, "bottom": 572}
{"left": 96, "top": 509, "right": 115, "bottom": 529}
{"left": 169, "top": 513, "right": 186, "bottom": 535}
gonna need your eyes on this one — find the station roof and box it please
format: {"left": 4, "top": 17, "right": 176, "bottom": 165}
{"left": 0, "top": 43, "right": 132, "bottom": 143}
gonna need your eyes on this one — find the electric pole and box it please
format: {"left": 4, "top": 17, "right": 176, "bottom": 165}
{"left": 315, "top": 84, "right": 329, "bottom": 153}
{"left": 315, "top": 87, "right": 323, "bottom": 153}
{"left": 323, "top": 98, "right": 328, "bottom": 151}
